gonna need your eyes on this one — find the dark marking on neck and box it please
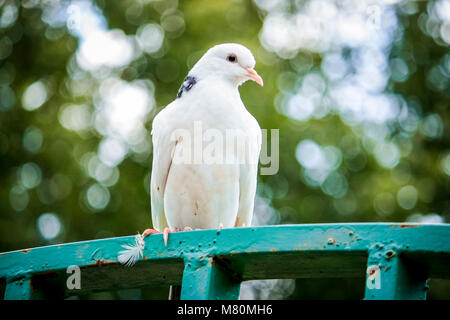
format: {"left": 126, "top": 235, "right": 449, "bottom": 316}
{"left": 177, "top": 76, "right": 197, "bottom": 98}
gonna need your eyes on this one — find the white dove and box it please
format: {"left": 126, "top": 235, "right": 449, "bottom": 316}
{"left": 144, "top": 43, "right": 263, "bottom": 244}
{"left": 119, "top": 43, "right": 263, "bottom": 268}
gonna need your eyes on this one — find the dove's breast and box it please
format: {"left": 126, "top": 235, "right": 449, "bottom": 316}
{"left": 164, "top": 161, "right": 240, "bottom": 229}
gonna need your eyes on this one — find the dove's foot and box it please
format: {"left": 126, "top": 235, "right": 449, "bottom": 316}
{"left": 142, "top": 228, "right": 161, "bottom": 238}
{"left": 142, "top": 228, "right": 179, "bottom": 247}
{"left": 142, "top": 228, "right": 178, "bottom": 247}
{"left": 160, "top": 226, "right": 194, "bottom": 247}
{"left": 163, "top": 227, "right": 181, "bottom": 246}
{"left": 163, "top": 227, "right": 170, "bottom": 246}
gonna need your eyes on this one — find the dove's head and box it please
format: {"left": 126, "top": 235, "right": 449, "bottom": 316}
{"left": 190, "top": 43, "right": 263, "bottom": 87}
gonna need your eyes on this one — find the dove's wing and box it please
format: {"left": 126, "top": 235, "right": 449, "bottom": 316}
{"left": 235, "top": 117, "right": 261, "bottom": 227}
{"left": 150, "top": 105, "right": 177, "bottom": 232}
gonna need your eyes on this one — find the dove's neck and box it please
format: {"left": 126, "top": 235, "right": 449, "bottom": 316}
{"left": 191, "top": 73, "right": 241, "bottom": 98}
{"left": 189, "top": 63, "right": 243, "bottom": 91}
{"left": 190, "top": 73, "right": 241, "bottom": 94}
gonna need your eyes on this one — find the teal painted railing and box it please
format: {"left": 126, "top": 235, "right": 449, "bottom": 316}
{"left": 1, "top": 223, "right": 449, "bottom": 300}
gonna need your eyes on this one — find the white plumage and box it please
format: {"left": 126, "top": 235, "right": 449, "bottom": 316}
{"left": 118, "top": 233, "right": 145, "bottom": 267}
{"left": 151, "top": 43, "right": 262, "bottom": 232}
{"left": 119, "top": 43, "right": 263, "bottom": 266}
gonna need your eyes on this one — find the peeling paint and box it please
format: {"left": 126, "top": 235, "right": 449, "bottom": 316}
{"left": 94, "top": 259, "right": 112, "bottom": 266}
{"left": 385, "top": 250, "right": 396, "bottom": 259}
{"left": 90, "top": 248, "right": 101, "bottom": 260}
{"left": 399, "top": 224, "right": 420, "bottom": 229}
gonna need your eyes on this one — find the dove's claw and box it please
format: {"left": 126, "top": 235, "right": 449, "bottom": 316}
{"left": 162, "top": 228, "right": 180, "bottom": 246}
{"left": 142, "top": 228, "right": 161, "bottom": 238}
{"left": 163, "top": 227, "right": 170, "bottom": 246}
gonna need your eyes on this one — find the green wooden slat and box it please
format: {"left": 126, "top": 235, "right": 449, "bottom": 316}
{"left": 364, "top": 244, "right": 429, "bottom": 300}
{"left": 4, "top": 277, "right": 32, "bottom": 300}
{"left": 0, "top": 223, "right": 449, "bottom": 299}
{"left": 180, "top": 257, "right": 241, "bottom": 299}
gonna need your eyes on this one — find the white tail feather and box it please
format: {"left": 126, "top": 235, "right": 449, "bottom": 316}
{"left": 118, "top": 234, "right": 145, "bottom": 267}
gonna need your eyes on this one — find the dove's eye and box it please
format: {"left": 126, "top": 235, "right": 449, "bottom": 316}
{"left": 226, "top": 54, "right": 237, "bottom": 63}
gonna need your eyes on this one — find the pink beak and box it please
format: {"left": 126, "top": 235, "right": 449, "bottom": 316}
{"left": 246, "top": 67, "right": 264, "bottom": 86}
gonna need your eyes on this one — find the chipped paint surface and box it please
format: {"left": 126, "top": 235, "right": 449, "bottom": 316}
{"left": 399, "top": 223, "right": 421, "bottom": 229}
{"left": 0, "top": 223, "right": 449, "bottom": 300}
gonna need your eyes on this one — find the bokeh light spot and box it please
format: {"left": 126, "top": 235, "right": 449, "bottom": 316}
{"left": 58, "top": 104, "right": 91, "bottom": 132}
{"left": 86, "top": 183, "right": 110, "bottom": 210}
{"left": 22, "top": 80, "right": 48, "bottom": 111}
{"left": 321, "top": 171, "right": 348, "bottom": 198}
{"left": 440, "top": 152, "right": 450, "bottom": 175}
{"left": 421, "top": 113, "right": 443, "bottom": 138}
{"left": 373, "top": 192, "right": 396, "bottom": 216}
{"left": 406, "top": 213, "right": 445, "bottom": 224}
{"left": 37, "top": 213, "right": 61, "bottom": 240}
{"left": 9, "top": 185, "right": 29, "bottom": 211}
{"left": 136, "top": 23, "right": 165, "bottom": 54}
{"left": 0, "top": 85, "right": 15, "bottom": 111}
{"left": 20, "top": 162, "right": 42, "bottom": 189}
{"left": 397, "top": 185, "right": 418, "bottom": 210}
{"left": 98, "top": 138, "right": 128, "bottom": 167}
{"left": 374, "top": 142, "right": 400, "bottom": 169}
{"left": 77, "top": 30, "right": 134, "bottom": 71}
{"left": 23, "top": 126, "right": 43, "bottom": 153}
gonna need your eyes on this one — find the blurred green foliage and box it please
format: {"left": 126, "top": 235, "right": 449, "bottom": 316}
{"left": 0, "top": 0, "right": 449, "bottom": 299}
